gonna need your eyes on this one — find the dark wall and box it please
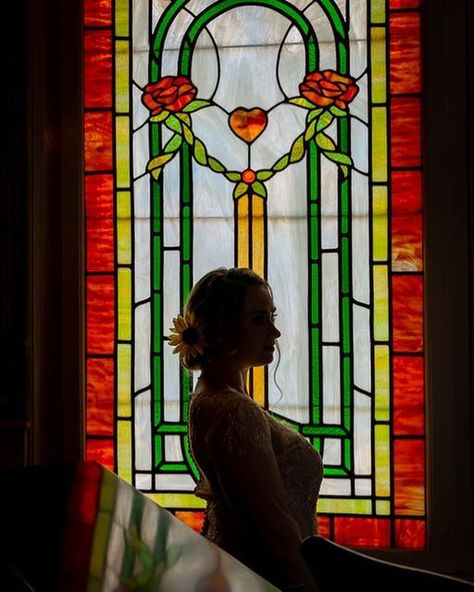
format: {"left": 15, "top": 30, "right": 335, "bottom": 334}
{"left": 0, "top": 2, "right": 29, "bottom": 466}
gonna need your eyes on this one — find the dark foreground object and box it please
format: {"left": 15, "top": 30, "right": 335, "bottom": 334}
{"left": 301, "top": 534, "right": 474, "bottom": 592}
{"left": 0, "top": 462, "right": 277, "bottom": 591}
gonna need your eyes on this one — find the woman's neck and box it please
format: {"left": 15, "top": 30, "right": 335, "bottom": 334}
{"left": 196, "top": 364, "right": 248, "bottom": 395}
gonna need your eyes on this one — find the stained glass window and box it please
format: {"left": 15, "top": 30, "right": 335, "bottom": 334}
{"left": 84, "top": 0, "right": 424, "bottom": 549}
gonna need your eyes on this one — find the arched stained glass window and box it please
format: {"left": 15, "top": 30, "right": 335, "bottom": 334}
{"left": 84, "top": 0, "right": 424, "bottom": 548}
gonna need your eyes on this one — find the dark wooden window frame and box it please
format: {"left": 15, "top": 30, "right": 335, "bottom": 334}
{"left": 26, "top": 0, "right": 473, "bottom": 577}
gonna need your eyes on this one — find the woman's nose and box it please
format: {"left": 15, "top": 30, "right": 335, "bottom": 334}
{"left": 271, "top": 323, "right": 281, "bottom": 339}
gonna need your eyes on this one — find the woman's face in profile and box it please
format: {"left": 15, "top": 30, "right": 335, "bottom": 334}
{"left": 231, "top": 284, "right": 281, "bottom": 368}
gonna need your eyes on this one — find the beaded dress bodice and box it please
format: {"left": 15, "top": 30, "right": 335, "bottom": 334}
{"left": 189, "top": 389, "right": 323, "bottom": 583}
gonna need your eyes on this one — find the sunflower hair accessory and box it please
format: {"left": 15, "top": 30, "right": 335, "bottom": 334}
{"left": 168, "top": 314, "right": 205, "bottom": 359}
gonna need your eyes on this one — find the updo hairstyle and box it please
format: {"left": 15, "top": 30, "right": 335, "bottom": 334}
{"left": 181, "top": 267, "right": 271, "bottom": 370}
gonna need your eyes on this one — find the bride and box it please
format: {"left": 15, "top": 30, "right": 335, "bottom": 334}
{"left": 168, "top": 267, "right": 322, "bottom": 591}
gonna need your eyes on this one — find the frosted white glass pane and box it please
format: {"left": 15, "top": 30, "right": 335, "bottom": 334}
{"left": 163, "top": 156, "right": 181, "bottom": 248}
{"left": 265, "top": 157, "right": 307, "bottom": 217}
{"left": 134, "top": 175, "right": 150, "bottom": 219}
{"left": 354, "top": 390, "right": 371, "bottom": 475}
{"left": 323, "top": 438, "right": 341, "bottom": 465}
{"left": 191, "top": 107, "right": 247, "bottom": 172}
{"left": 134, "top": 303, "right": 151, "bottom": 392}
{"left": 155, "top": 473, "right": 196, "bottom": 492}
{"left": 355, "top": 478, "right": 372, "bottom": 496}
{"left": 267, "top": 210, "right": 309, "bottom": 422}
{"left": 160, "top": 48, "right": 179, "bottom": 78}
{"left": 208, "top": 6, "right": 298, "bottom": 50}
{"left": 136, "top": 473, "right": 152, "bottom": 491}
{"left": 133, "top": 124, "right": 150, "bottom": 180}
{"left": 163, "top": 251, "right": 181, "bottom": 422}
{"left": 277, "top": 29, "right": 305, "bottom": 98}
{"left": 165, "top": 435, "right": 184, "bottom": 462}
{"left": 352, "top": 173, "right": 370, "bottom": 304}
{"left": 134, "top": 218, "right": 150, "bottom": 302}
{"left": 353, "top": 305, "right": 371, "bottom": 393}
{"left": 132, "top": 83, "right": 150, "bottom": 129}
{"left": 350, "top": 40, "right": 368, "bottom": 85}
{"left": 351, "top": 117, "right": 369, "bottom": 175}
{"left": 133, "top": 0, "right": 149, "bottom": 53}
{"left": 349, "top": 0, "right": 367, "bottom": 42}
{"left": 320, "top": 478, "right": 351, "bottom": 497}
{"left": 135, "top": 390, "right": 152, "bottom": 470}
{"left": 322, "top": 346, "right": 341, "bottom": 424}
{"left": 349, "top": 72, "right": 368, "bottom": 124}
{"left": 322, "top": 253, "right": 340, "bottom": 342}
{"left": 321, "top": 156, "right": 339, "bottom": 250}
{"left": 252, "top": 105, "right": 306, "bottom": 172}
{"left": 212, "top": 46, "right": 284, "bottom": 111}
{"left": 191, "top": 34, "right": 219, "bottom": 99}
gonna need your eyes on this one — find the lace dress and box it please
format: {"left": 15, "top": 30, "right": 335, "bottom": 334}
{"left": 189, "top": 389, "right": 324, "bottom": 587}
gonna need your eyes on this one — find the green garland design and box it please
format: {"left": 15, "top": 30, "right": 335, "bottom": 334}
{"left": 146, "top": 99, "right": 354, "bottom": 199}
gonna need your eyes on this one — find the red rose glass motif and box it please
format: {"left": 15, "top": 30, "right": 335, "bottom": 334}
{"left": 299, "top": 70, "right": 359, "bottom": 110}
{"left": 141, "top": 76, "right": 197, "bottom": 115}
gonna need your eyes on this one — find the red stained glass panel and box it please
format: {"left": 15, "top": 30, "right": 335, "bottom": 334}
{"left": 392, "top": 275, "right": 424, "bottom": 352}
{"left": 394, "top": 439, "right": 425, "bottom": 515}
{"left": 83, "top": 0, "right": 112, "bottom": 26}
{"left": 85, "top": 174, "right": 114, "bottom": 272}
{"left": 334, "top": 517, "right": 391, "bottom": 547}
{"left": 84, "top": 112, "right": 113, "bottom": 171}
{"left": 390, "top": 98, "right": 421, "bottom": 167}
{"left": 86, "top": 439, "right": 114, "bottom": 471}
{"left": 390, "top": 0, "right": 420, "bottom": 7}
{"left": 390, "top": 13, "right": 421, "bottom": 95}
{"left": 84, "top": 30, "right": 112, "bottom": 108}
{"left": 395, "top": 519, "right": 425, "bottom": 549}
{"left": 87, "top": 358, "right": 114, "bottom": 436}
{"left": 392, "top": 213, "right": 422, "bottom": 270}
{"left": 316, "top": 515, "right": 331, "bottom": 538}
{"left": 393, "top": 356, "right": 424, "bottom": 435}
{"left": 391, "top": 171, "right": 422, "bottom": 215}
{"left": 87, "top": 275, "right": 114, "bottom": 354}
{"left": 174, "top": 511, "right": 206, "bottom": 534}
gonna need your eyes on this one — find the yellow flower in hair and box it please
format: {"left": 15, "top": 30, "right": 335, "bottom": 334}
{"left": 168, "top": 314, "right": 205, "bottom": 358}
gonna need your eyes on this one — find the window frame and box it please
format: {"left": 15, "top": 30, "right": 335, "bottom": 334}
{"left": 28, "top": 0, "right": 473, "bottom": 577}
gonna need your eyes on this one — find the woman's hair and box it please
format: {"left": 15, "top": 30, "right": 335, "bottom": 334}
{"left": 181, "top": 267, "right": 272, "bottom": 370}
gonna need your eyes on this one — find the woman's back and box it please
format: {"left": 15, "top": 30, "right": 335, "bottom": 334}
{"left": 189, "top": 388, "right": 323, "bottom": 584}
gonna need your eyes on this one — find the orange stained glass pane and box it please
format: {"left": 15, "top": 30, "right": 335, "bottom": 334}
{"left": 393, "top": 356, "right": 424, "bottom": 435}
{"left": 87, "top": 358, "right": 114, "bottom": 436}
{"left": 395, "top": 519, "right": 425, "bottom": 549}
{"left": 390, "top": 98, "right": 421, "bottom": 167}
{"left": 392, "top": 212, "right": 422, "bottom": 271}
{"left": 84, "top": 0, "right": 112, "bottom": 27}
{"left": 84, "top": 30, "right": 112, "bottom": 108}
{"left": 87, "top": 275, "right": 115, "bottom": 354}
{"left": 334, "top": 517, "right": 391, "bottom": 547}
{"left": 316, "top": 515, "right": 330, "bottom": 538}
{"left": 391, "top": 170, "right": 422, "bottom": 215}
{"left": 86, "top": 439, "right": 114, "bottom": 471}
{"left": 251, "top": 194, "right": 265, "bottom": 278}
{"left": 84, "top": 111, "right": 113, "bottom": 171}
{"left": 85, "top": 174, "right": 114, "bottom": 272}
{"left": 390, "top": 0, "right": 420, "bottom": 7}
{"left": 174, "top": 511, "right": 206, "bottom": 534}
{"left": 394, "top": 439, "right": 425, "bottom": 515}
{"left": 392, "top": 274, "right": 423, "bottom": 352}
{"left": 390, "top": 13, "right": 421, "bottom": 94}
